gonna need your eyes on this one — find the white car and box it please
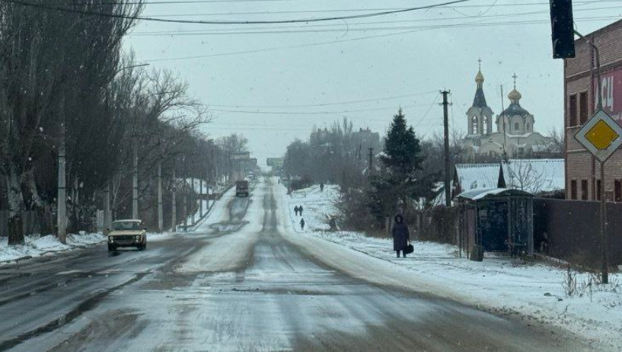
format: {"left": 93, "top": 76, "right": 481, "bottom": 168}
{"left": 108, "top": 219, "right": 147, "bottom": 251}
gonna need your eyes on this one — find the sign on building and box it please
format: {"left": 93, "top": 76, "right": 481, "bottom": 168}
{"left": 594, "top": 68, "right": 622, "bottom": 123}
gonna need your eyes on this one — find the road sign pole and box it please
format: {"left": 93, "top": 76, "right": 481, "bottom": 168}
{"left": 600, "top": 161, "right": 609, "bottom": 284}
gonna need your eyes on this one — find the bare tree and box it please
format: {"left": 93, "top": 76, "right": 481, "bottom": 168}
{"left": 504, "top": 160, "right": 549, "bottom": 194}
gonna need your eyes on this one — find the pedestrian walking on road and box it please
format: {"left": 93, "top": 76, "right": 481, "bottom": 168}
{"left": 300, "top": 218, "right": 305, "bottom": 231}
{"left": 320, "top": 183, "right": 324, "bottom": 192}
{"left": 294, "top": 205, "right": 299, "bottom": 216}
{"left": 299, "top": 205, "right": 304, "bottom": 216}
{"left": 391, "top": 214, "right": 410, "bottom": 258}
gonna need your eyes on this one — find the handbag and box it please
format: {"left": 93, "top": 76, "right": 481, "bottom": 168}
{"left": 404, "top": 243, "right": 414, "bottom": 254}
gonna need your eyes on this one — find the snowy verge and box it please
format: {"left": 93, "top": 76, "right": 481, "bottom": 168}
{"left": 287, "top": 183, "right": 340, "bottom": 233}
{"left": 0, "top": 187, "right": 233, "bottom": 265}
{"left": 0, "top": 232, "right": 106, "bottom": 264}
{"left": 278, "top": 180, "right": 622, "bottom": 351}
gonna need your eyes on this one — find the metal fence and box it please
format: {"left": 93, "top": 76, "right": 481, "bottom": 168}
{"left": 533, "top": 198, "right": 622, "bottom": 269}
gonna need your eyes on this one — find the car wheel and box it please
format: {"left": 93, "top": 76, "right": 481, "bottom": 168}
{"left": 108, "top": 244, "right": 116, "bottom": 252}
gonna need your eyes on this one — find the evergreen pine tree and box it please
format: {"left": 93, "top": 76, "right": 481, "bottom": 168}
{"left": 367, "top": 108, "right": 430, "bottom": 223}
{"left": 380, "top": 108, "right": 423, "bottom": 178}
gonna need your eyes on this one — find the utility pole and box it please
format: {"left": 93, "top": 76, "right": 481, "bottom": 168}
{"left": 183, "top": 156, "right": 188, "bottom": 231}
{"left": 172, "top": 167, "right": 177, "bottom": 233}
{"left": 368, "top": 148, "right": 373, "bottom": 175}
{"left": 104, "top": 181, "right": 111, "bottom": 235}
{"left": 157, "top": 159, "right": 163, "bottom": 233}
{"left": 575, "top": 29, "right": 608, "bottom": 283}
{"left": 441, "top": 90, "right": 452, "bottom": 207}
{"left": 132, "top": 135, "right": 138, "bottom": 219}
{"left": 57, "top": 121, "right": 67, "bottom": 244}
{"left": 199, "top": 177, "right": 203, "bottom": 218}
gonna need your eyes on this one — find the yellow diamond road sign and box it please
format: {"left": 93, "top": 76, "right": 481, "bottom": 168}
{"left": 575, "top": 109, "right": 622, "bottom": 162}
{"left": 586, "top": 120, "right": 619, "bottom": 150}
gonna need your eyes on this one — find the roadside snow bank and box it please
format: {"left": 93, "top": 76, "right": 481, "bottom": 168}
{"left": 278, "top": 180, "right": 622, "bottom": 351}
{"left": 0, "top": 232, "right": 105, "bottom": 264}
{"left": 287, "top": 184, "right": 340, "bottom": 232}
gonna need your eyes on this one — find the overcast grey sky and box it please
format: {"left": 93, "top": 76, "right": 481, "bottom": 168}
{"left": 124, "top": 0, "right": 621, "bottom": 166}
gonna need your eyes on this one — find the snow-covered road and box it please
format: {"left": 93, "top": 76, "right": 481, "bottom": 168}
{"left": 0, "top": 178, "right": 596, "bottom": 351}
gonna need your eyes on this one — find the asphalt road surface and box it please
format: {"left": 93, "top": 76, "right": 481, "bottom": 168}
{"left": 0, "top": 178, "right": 591, "bottom": 352}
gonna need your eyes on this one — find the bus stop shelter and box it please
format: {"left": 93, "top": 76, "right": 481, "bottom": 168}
{"left": 457, "top": 188, "right": 534, "bottom": 261}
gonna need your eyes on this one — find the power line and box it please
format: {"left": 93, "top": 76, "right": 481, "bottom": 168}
{"left": 210, "top": 102, "right": 434, "bottom": 115}
{"left": 36, "top": 0, "right": 620, "bottom": 6}
{"left": 4, "top": 0, "right": 468, "bottom": 25}
{"left": 414, "top": 95, "right": 441, "bottom": 130}
{"left": 141, "top": 14, "right": 620, "bottom": 62}
{"left": 133, "top": 5, "right": 622, "bottom": 36}
{"left": 131, "top": 15, "right": 621, "bottom": 37}
{"left": 145, "top": 2, "right": 619, "bottom": 17}
{"left": 208, "top": 90, "right": 437, "bottom": 108}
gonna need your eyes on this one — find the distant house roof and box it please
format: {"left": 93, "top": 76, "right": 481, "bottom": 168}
{"left": 502, "top": 159, "right": 564, "bottom": 194}
{"left": 457, "top": 187, "right": 533, "bottom": 201}
{"left": 455, "top": 159, "right": 564, "bottom": 195}
{"left": 430, "top": 159, "right": 564, "bottom": 208}
{"left": 455, "top": 163, "right": 501, "bottom": 192}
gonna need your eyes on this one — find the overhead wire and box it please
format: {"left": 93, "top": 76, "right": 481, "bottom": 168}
{"left": 209, "top": 102, "right": 436, "bottom": 115}
{"left": 145, "top": 1, "right": 618, "bottom": 17}
{"left": 3, "top": 0, "right": 468, "bottom": 25}
{"left": 414, "top": 94, "right": 441, "bottom": 130}
{"left": 208, "top": 90, "right": 437, "bottom": 108}
{"left": 131, "top": 15, "right": 622, "bottom": 37}
{"left": 31, "top": 0, "right": 621, "bottom": 7}
{"left": 140, "top": 14, "right": 621, "bottom": 62}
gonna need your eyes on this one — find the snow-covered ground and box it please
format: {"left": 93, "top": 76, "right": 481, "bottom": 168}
{"left": 0, "top": 232, "right": 106, "bottom": 264}
{"left": 282, "top": 180, "right": 622, "bottom": 351}
{"left": 287, "top": 184, "right": 340, "bottom": 232}
{"left": 0, "top": 186, "right": 229, "bottom": 265}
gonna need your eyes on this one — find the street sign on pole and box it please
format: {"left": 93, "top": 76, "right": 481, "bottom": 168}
{"left": 574, "top": 109, "right": 622, "bottom": 162}
{"left": 574, "top": 108, "right": 619, "bottom": 284}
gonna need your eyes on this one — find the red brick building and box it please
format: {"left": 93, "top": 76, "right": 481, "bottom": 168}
{"left": 565, "top": 19, "right": 622, "bottom": 201}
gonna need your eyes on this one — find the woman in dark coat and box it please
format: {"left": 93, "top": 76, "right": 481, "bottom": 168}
{"left": 392, "top": 214, "right": 410, "bottom": 258}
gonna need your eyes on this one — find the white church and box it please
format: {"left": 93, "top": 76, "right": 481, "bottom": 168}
{"left": 463, "top": 63, "right": 550, "bottom": 158}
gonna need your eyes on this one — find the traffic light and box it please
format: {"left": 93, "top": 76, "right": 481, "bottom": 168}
{"left": 549, "top": 0, "right": 575, "bottom": 59}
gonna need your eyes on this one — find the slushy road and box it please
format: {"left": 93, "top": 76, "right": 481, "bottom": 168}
{"left": 0, "top": 179, "right": 588, "bottom": 351}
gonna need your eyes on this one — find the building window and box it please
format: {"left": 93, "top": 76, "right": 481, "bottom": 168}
{"left": 569, "top": 94, "right": 578, "bottom": 126}
{"left": 514, "top": 122, "right": 520, "bottom": 131}
{"left": 597, "top": 179, "right": 602, "bottom": 200}
{"left": 579, "top": 91, "right": 588, "bottom": 124}
{"left": 615, "top": 180, "right": 622, "bottom": 202}
{"left": 571, "top": 180, "right": 578, "bottom": 199}
{"left": 525, "top": 122, "right": 530, "bottom": 131}
{"left": 581, "top": 179, "right": 588, "bottom": 200}
{"left": 471, "top": 116, "right": 478, "bottom": 135}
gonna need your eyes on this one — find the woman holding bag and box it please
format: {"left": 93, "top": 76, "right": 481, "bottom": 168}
{"left": 392, "top": 214, "right": 412, "bottom": 258}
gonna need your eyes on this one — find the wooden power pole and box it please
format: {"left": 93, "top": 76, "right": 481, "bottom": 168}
{"left": 368, "top": 148, "right": 373, "bottom": 175}
{"left": 132, "top": 135, "right": 138, "bottom": 219}
{"left": 57, "top": 121, "right": 67, "bottom": 244}
{"left": 157, "top": 159, "right": 163, "bottom": 233}
{"left": 441, "top": 90, "right": 452, "bottom": 207}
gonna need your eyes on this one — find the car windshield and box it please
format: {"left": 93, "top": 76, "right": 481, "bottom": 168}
{"left": 112, "top": 222, "right": 140, "bottom": 231}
